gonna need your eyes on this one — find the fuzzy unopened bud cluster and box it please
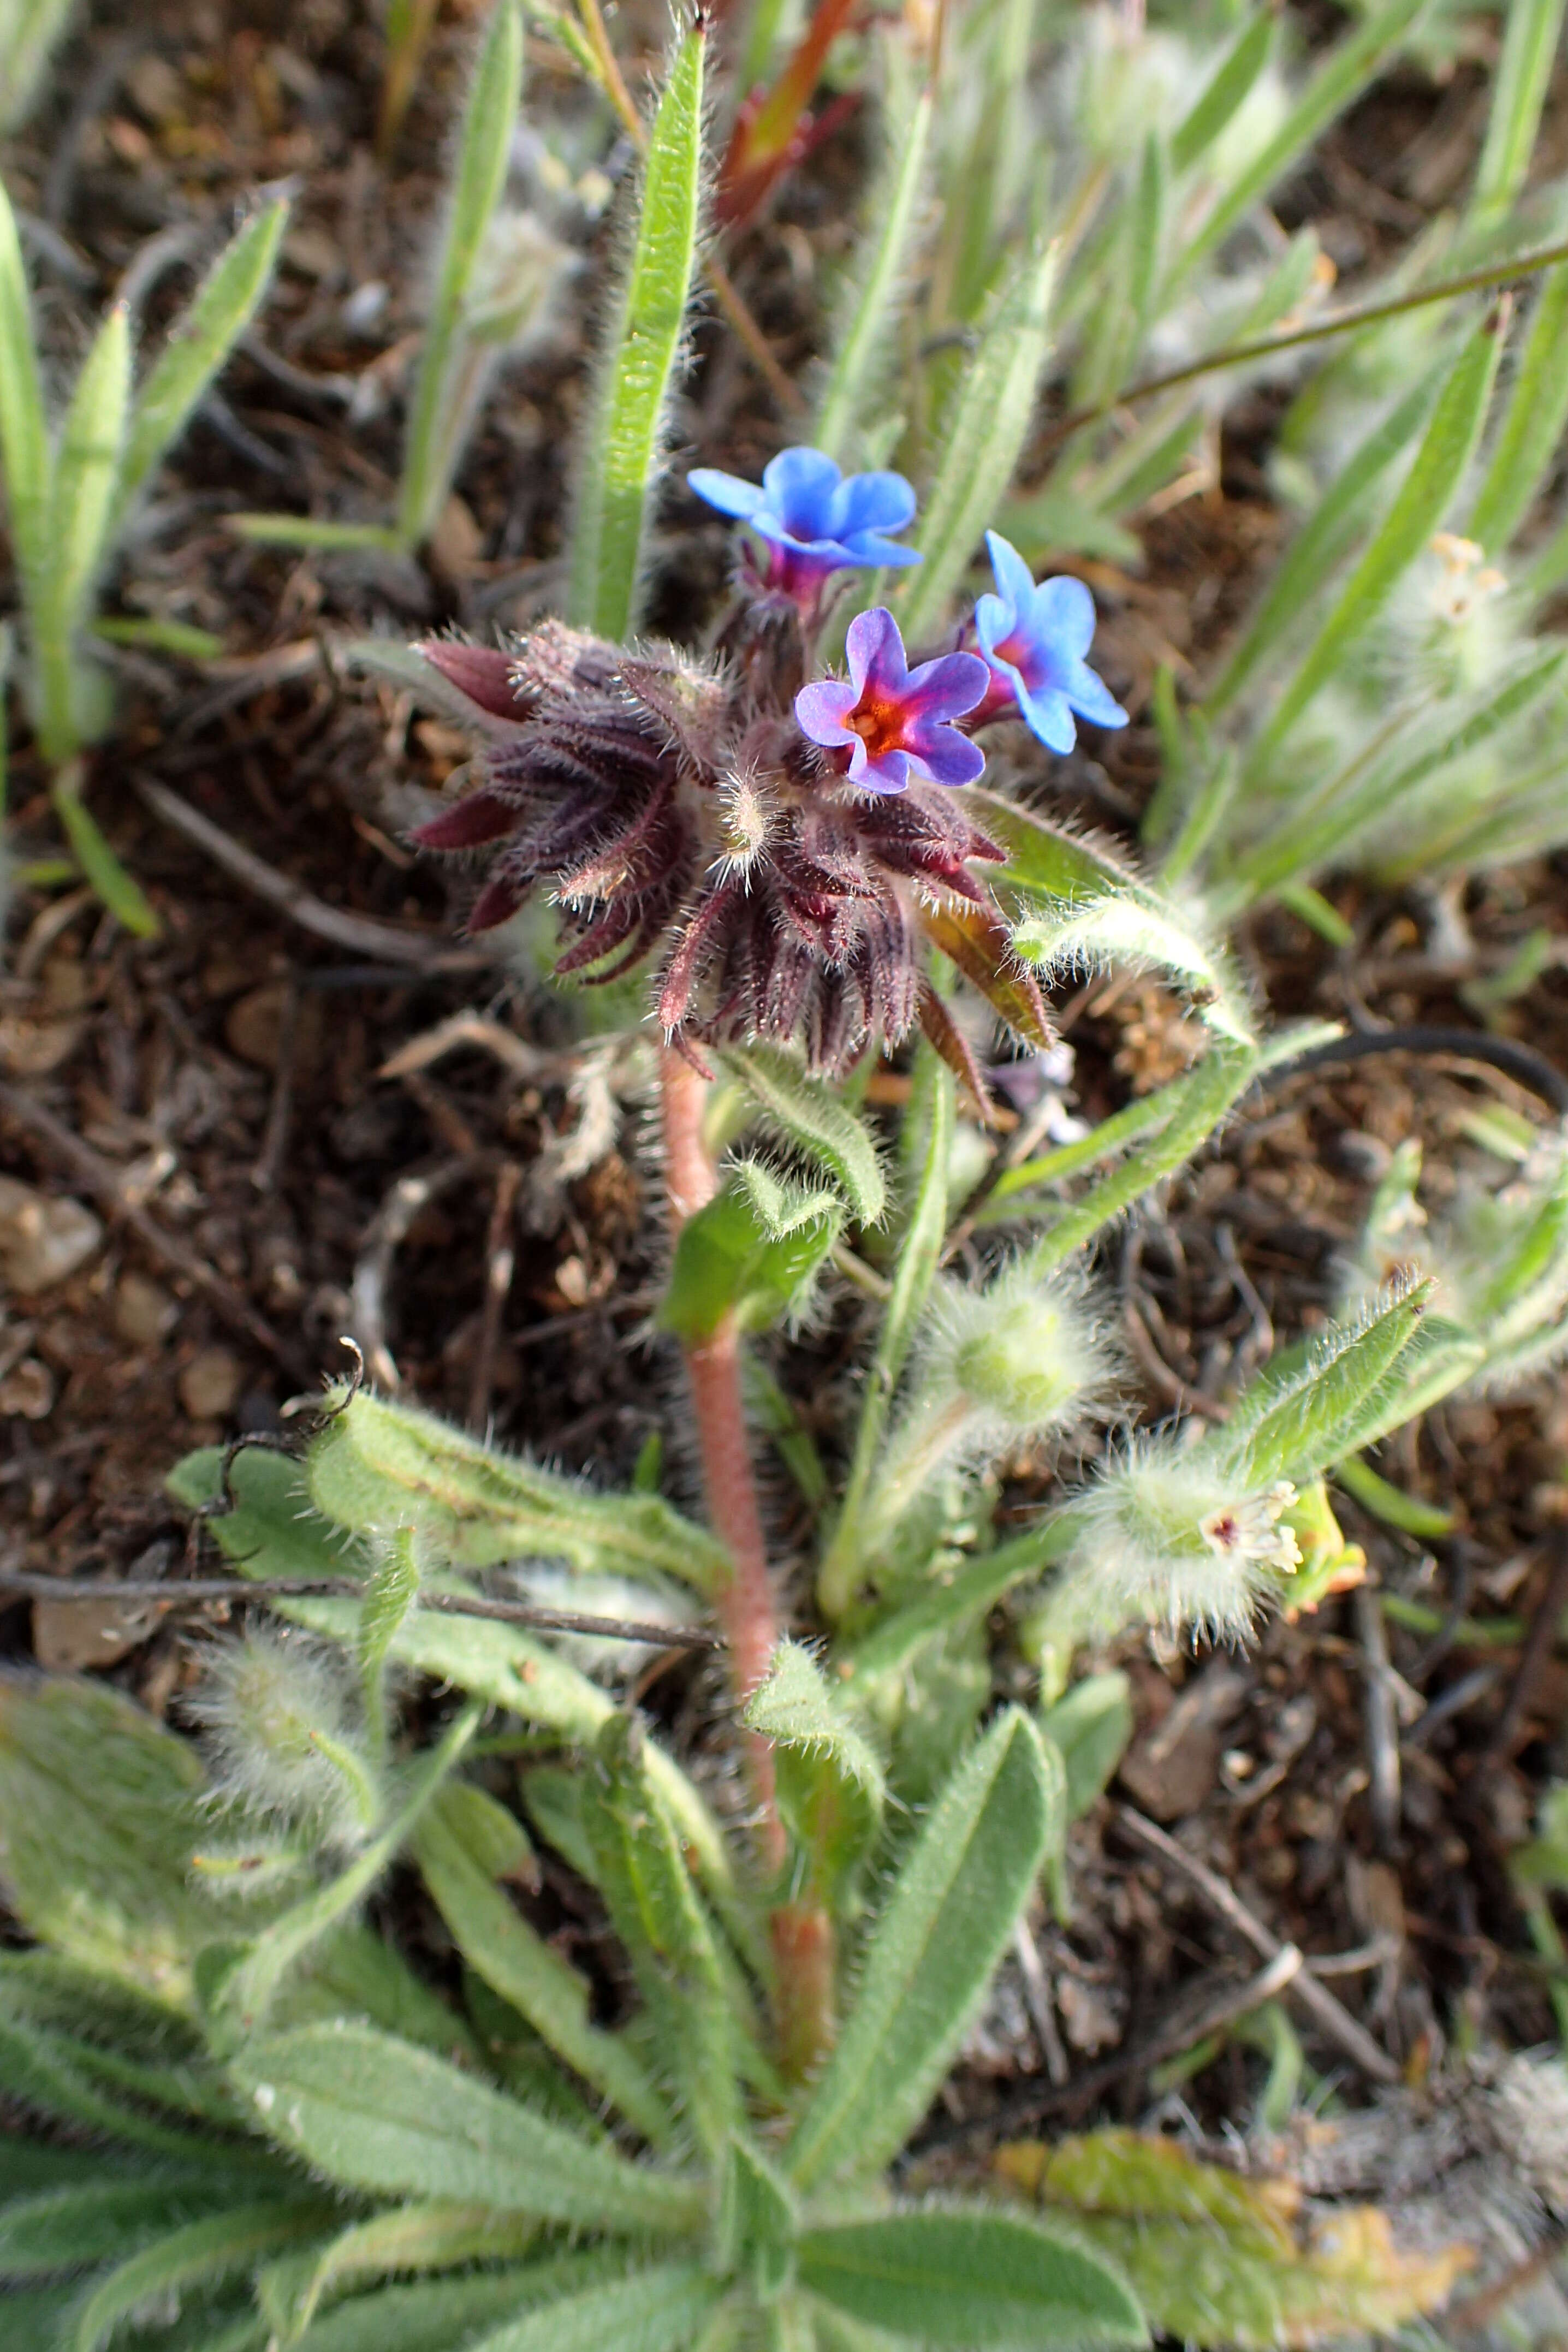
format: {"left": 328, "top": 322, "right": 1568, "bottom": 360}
{"left": 188, "top": 1627, "right": 376, "bottom": 1854}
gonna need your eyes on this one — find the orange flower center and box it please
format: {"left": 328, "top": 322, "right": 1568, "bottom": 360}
{"left": 846, "top": 693, "right": 906, "bottom": 757}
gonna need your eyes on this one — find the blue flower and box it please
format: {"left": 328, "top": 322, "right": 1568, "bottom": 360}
{"left": 795, "top": 607, "right": 988, "bottom": 795}
{"left": 688, "top": 446, "right": 922, "bottom": 604}
{"left": 973, "top": 530, "right": 1128, "bottom": 753}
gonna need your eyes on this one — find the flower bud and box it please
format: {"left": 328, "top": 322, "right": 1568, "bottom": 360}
{"left": 189, "top": 1629, "right": 373, "bottom": 1851}
{"left": 935, "top": 1263, "right": 1115, "bottom": 1439}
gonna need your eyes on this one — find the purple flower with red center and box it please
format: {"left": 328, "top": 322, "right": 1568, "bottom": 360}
{"left": 973, "top": 530, "right": 1128, "bottom": 753}
{"left": 688, "top": 446, "right": 921, "bottom": 606}
{"left": 795, "top": 608, "right": 989, "bottom": 795}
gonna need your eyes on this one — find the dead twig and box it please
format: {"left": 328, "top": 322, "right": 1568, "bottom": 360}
{"left": 1356, "top": 1583, "right": 1402, "bottom": 1856}
{"left": 352, "top": 1154, "right": 499, "bottom": 1389}
{"left": 1114, "top": 1803, "right": 1401, "bottom": 2084}
{"left": 1012, "top": 1919, "right": 1070, "bottom": 2088}
{"left": 468, "top": 1161, "right": 522, "bottom": 1431}
{"left": 0, "top": 1078, "right": 307, "bottom": 1379}
{"left": 135, "top": 777, "right": 486, "bottom": 972}
{"left": 378, "top": 1012, "right": 570, "bottom": 1085}
{"left": 0, "top": 1570, "right": 717, "bottom": 1650}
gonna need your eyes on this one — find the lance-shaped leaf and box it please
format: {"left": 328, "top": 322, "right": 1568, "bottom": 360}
{"left": 919, "top": 899, "right": 1054, "bottom": 1053}
{"left": 1171, "top": 8, "right": 1275, "bottom": 175}
{"left": 580, "top": 1715, "right": 742, "bottom": 2163}
{"left": 358, "top": 1528, "right": 421, "bottom": 1742}
{"left": 718, "top": 2135, "right": 799, "bottom": 2303}
{"left": 567, "top": 23, "right": 705, "bottom": 640}
{"left": 33, "top": 303, "right": 131, "bottom": 761}
{"left": 797, "top": 2206, "right": 1145, "bottom": 2347}
{"left": 661, "top": 1166, "right": 842, "bottom": 1344}
{"left": 1469, "top": 264, "right": 1568, "bottom": 554}
{"left": 1205, "top": 1284, "right": 1435, "bottom": 1490}
{"left": 0, "top": 176, "right": 49, "bottom": 602}
{"left": 721, "top": 1043, "right": 887, "bottom": 1227}
{"left": 1177, "top": 0, "right": 1426, "bottom": 282}
{"left": 787, "top": 1710, "right": 1058, "bottom": 2191}
{"left": 1253, "top": 316, "right": 1505, "bottom": 761}
{"left": 0, "top": 2177, "right": 255, "bottom": 2280}
{"left": 117, "top": 197, "right": 290, "bottom": 520}
{"left": 744, "top": 1641, "right": 885, "bottom": 1896}
{"left": 229, "top": 2022, "right": 706, "bottom": 2234}
{"left": 1203, "top": 372, "right": 1441, "bottom": 716}
{"left": 276, "top": 2266, "right": 583, "bottom": 2352}
{"left": 413, "top": 1789, "right": 674, "bottom": 2146}
{"left": 813, "top": 74, "right": 933, "bottom": 464}
{"left": 895, "top": 242, "right": 1057, "bottom": 641}
{"left": 396, "top": 0, "right": 522, "bottom": 547}
{"left": 1472, "top": 0, "right": 1567, "bottom": 224}
{"left": 62, "top": 2200, "right": 335, "bottom": 2352}
{"left": 466, "top": 2261, "right": 722, "bottom": 2352}
{"left": 1039, "top": 1672, "right": 1133, "bottom": 1823}
{"left": 258, "top": 2202, "right": 542, "bottom": 2345}
{"left": 307, "top": 1389, "right": 729, "bottom": 1593}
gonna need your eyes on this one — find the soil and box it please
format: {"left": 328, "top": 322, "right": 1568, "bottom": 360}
{"left": 6, "top": 0, "right": 1568, "bottom": 2186}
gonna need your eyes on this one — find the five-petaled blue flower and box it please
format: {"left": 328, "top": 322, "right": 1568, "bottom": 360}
{"left": 689, "top": 446, "right": 922, "bottom": 605}
{"left": 795, "top": 607, "right": 988, "bottom": 795}
{"left": 973, "top": 530, "right": 1127, "bottom": 752}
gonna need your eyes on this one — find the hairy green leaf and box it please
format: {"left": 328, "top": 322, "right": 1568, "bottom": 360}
{"left": 580, "top": 1715, "right": 741, "bottom": 2163}
{"left": 813, "top": 81, "right": 933, "bottom": 464}
{"left": 63, "top": 2201, "right": 332, "bottom": 2352}
{"left": 118, "top": 198, "right": 290, "bottom": 519}
{"left": 397, "top": 1, "right": 522, "bottom": 545}
{"left": 1469, "top": 264, "right": 1568, "bottom": 553}
{"left": 1171, "top": 9, "right": 1275, "bottom": 176}
{"left": 229, "top": 2022, "right": 706, "bottom": 2234}
{"left": 0, "top": 2178, "right": 250, "bottom": 2280}
{"left": 722, "top": 1043, "right": 888, "bottom": 1227}
{"left": 568, "top": 23, "right": 705, "bottom": 638}
{"left": 1209, "top": 1285, "right": 1434, "bottom": 1490}
{"left": 744, "top": 1641, "right": 885, "bottom": 1893}
{"left": 895, "top": 242, "right": 1057, "bottom": 640}
{"left": 259, "top": 2202, "right": 541, "bottom": 2344}
{"left": 288, "top": 2268, "right": 567, "bottom": 2352}
{"left": 661, "top": 1167, "right": 842, "bottom": 1343}
{"left": 413, "top": 1797, "right": 673, "bottom": 2146}
{"left": 1039, "top": 1673, "right": 1133, "bottom": 1822}
{"left": 1473, "top": 0, "right": 1567, "bottom": 222}
{"left": 788, "top": 1710, "right": 1058, "bottom": 2191}
{"left": 358, "top": 1529, "right": 421, "bottom": 1741}
{"left": 468, "top": 2262, "right": 722, "bottom": 2352}
{"left": 797, "top": 2207, "right": 1145, "bottom": 2347}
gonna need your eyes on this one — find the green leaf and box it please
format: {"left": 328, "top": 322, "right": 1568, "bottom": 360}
{"left": 413, "top": 1794, "right": 674, "bottom": 2146}
{"left": 567, "top": 22, "right": 705, "bottom": 639}
{"left": 0, "top": 2178, "right": 251, "bottom": 2280}
{"left": 209, "top": 1706, "right": 480, "bottom": 2038}
{"left": 721, "top": 1043, "right": 888, "bottom": 1227}
{"left": 397, "top": 2, "right": 522, "bottom": 545}
{"left": 259, "top": 2203, "right": 542, "bottom": 2344}
{"left": 1177, "top": 0, "right": 1427, "bottom": 282}
{"left": 229, "top": 2023, "right": 706, "bottom": 2234}
{"left": 358, "top": 1530, "right": 421, "bottom": 1740}
{"left": 467, "top": 2262, "right": 722, "bottom": 2352}
{"left": 0, "top": 0, "right": 78, "bottom": 134}
{"left": 90, "top": 614, "right": 224, "bottom": 658}
{"left": 306, "top": 1389, "right": 729, "bottom": 1595}
{"left": 1253, "top": 317, "right": 1504, "bottom": 758}
{"left": 1207, "top": 1284, "right": 1435, "bottom": 1490}
{"left": 660, "top": 1167, "right": 841, "bottom": 1343}
{"left": 288, "top": 2269, "right": 580, "bottom": 2352}
{"left": 1332, "top": 1453, "right": 1454, "bottom": 1540}
{"left": 895, "top": 242, "right": 1057, "bottom": 641}
{"left": 840, "top": 1518, "right": 1079, "bottom": 1689}
{"left": 230, "top": 516, "right": 399, "bottom": 549}
{"left": 813, "top": 82, "right": 933, "bottom": 464}
{"left": 787, "top": 1710, "right": 1059, "bottom": 2192}
{"left": 1203, "top": 372, "right": 1441, "bottom": 715}
{"left": 819, "top": 1048, "right": 952, "bottom": 1620}
{"left": 1039, "top": 1674, "right": 1133, "bottom": 1823}
{"left": 580, "top": 1715, "right": 742, "bottom": 2163}
{"left": 63, "top": 2201, "right": 334, "bottom": 2352}
{"left": 1469, "top": 264, "right": 1568, "bottom": 553}
{"left": 718, "top": 2136, "right": 798, "bottom": 2302}
{"left": 34, "top": 303, "right": 132, "bottom": 760}
{"left": 797, "top": 2207, "right": 1145, "bottom": 2347}
{"left": 50, "top": 762, "right": 161, "bottom": 936}
{"left": 744, "top": 1642, "right": 885, "bottom": 1894}
{"left": 0, "top": 1673, "right": 215, "bottom": 2007}
{"left": 1472, "top": 0, "right": 1567, "bottom": 223}
{"left": 1171, "top": 9, "right": 1275, "bottom": 176}
{"left": 0, "top": 174, "right": 50, "bottom": 601}
{"left": 118, "top": 198, "right": 290, "bottom": 520}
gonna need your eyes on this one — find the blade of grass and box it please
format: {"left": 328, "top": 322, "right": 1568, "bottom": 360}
{"left": 894, "top": 240, "right": 1058, "bottom": 641}
{"left": 396, "top": 0, "right": 523, "bottom": 549}
{"left": 34, "top": 305, "right": 131, "bottom": 764}
{"left": 0, "top": 176, "right": 51, "bottom": 610}
{"left": 1249, "top": 313, "right": 1505, "bottom": 762}
{"left": 567, "top": 21, "right": 706, "bottom": 640}
{"left": 813, "top": 76, "right": 932, "bottom": 464}
{"left": 1472, "top": 0, "right": 1567, "bottom": 224}
{"left": 50, "top": 762, "right": 159, "bottom": 937}
{"left": 1171, "top": 7, "right": 1275, "bottom": 177}
{"left": 1469, "top": 262, "right": 1568, "bottom": 553}
{"left": 1175, "top": 0, "right": 1427, "bottom": 284}
{"left": 116, "top": 196, "right": 290, "bottom": 521}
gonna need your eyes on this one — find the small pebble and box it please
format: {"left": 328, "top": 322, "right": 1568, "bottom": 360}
{"left": 0, "top": 1357, "right": 54, "bottom": 1418}
{"left": 179, "top": 1346, "right": 242, "bottom": 1421}
{"left": 0, "top": 1177, "right": 103, "bottom": 1293}
{"left": 115, "top": 1272, "right": 179, "bottom": 1347}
